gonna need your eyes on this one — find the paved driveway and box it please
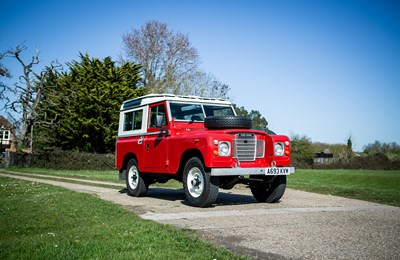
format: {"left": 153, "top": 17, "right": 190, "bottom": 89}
{"left": 1, "top": 172, "right": 399, "bottom": 259}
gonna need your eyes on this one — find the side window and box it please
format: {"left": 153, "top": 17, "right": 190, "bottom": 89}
{"left": 134, "top": 110, "right": 143, "bottom": 130}
{"left": 124, "top": 112, "right": 134, "bottom": 131}
{"left": 123, "top": 110, "right": 143, "bottom": 131}
{"left": 149, "top": 104, "right": 167, "bottom": 128}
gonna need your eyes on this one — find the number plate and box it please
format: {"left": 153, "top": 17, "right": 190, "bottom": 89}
{"left": 266, "top": 167, "right": 291, "bottom": 175}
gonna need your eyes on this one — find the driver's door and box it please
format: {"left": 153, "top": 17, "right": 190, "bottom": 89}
{"left": 142, "top": 102, "right": 170, "bottom": 172}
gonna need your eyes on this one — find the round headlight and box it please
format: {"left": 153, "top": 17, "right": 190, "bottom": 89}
{"left": 218, "top": 142, "right": 231, "bottom": 156}
{"left": 274, "top": 143, "right": 284, "bottom": 156}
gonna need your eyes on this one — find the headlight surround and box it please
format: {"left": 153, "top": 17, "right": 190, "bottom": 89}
{"left": 218, "top": 141, "right": 231, "bottom": 156}
{"left": 274, "top": 142, "right": 284, "bottom": 156}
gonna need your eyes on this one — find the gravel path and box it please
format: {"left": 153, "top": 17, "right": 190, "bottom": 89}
{"left": 1, "top": 171, "right": 399, "bottom": 259}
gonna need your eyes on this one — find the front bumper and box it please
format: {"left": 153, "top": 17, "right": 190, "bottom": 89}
{"left": 210, "top": 167, "right": 295, "bottom": 176}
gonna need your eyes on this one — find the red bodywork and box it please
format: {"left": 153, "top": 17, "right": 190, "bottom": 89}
{"left": 116, "top": 105, "right": 291, "bottom": 175}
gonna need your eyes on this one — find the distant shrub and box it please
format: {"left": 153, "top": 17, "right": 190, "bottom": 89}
{"left": 291, "top": 134, "right": 314, "bottom": 168}
{"left": 313, "top": 153, "right": 400, "bottom": 170}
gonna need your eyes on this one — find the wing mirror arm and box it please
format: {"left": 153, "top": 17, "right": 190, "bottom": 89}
{"left": 155, "top": 115, "right": 169, "bottom": 136}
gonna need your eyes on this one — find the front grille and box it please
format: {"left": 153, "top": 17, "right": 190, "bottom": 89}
{"left": 233, "top": 133, "right": 256, "bottom": 161}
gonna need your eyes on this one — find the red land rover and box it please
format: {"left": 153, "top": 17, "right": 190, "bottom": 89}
{"left": 116, "top": 94, "right": 294, "bottom": 207}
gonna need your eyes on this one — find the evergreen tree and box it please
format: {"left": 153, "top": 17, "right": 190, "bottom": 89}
{"left": 37, "top": 54, "right": 144, "bottom": 153}
{"left": 233, "top": 105, "right": 273, "bottom": 133}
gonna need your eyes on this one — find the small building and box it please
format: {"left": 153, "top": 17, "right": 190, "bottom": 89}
{"left": 314, "top": 149, "right": 337, "bottom": 164}
{"left": 0, "top": 115, "right": 16, "bottom": 152}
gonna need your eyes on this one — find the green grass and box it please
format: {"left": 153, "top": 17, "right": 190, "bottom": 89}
{"left": 7, "top": 167, "right": 400, "bottom": 206}
{"left": 0, "top": 176, "right": 244, "bottom": 260}
{"left": 6, "top": 167, "right": 120, "bottom": 182}
{"left": 6, "top": 167, "right": 182, "bottom": 188}
{"left": 288, "top": 169, "right": 400, "bottom": 206}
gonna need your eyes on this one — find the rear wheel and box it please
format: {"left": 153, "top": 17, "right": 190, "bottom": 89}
{"left": 250, "top": 175, "right": 286, "bottom": 203}
{"left": 183, "top": 157, "right": 219, "bottom": 207}
{"left": 126, "top": 159, "right": 148, "bottom": 197}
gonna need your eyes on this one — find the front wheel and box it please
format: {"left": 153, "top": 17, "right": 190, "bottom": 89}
{"left": 250, "top": 175, "right": 286, "bottom": 203}
{"left": 126, "top": 159, "right": 148, "bottom": 197}
{"left": 183, "top": 157, "right": 219, "bottom": 207}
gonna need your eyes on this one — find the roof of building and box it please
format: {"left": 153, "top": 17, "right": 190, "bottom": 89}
{"left": 0, "top": 115, "right": 13, "bottom": 129}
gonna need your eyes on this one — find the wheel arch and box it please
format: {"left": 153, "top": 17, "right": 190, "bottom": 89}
{"left": 176, "top": 149, "right": 205, "bottom": 182}
{"left": 119, "top": 153, "right": 138, "bottom": 181}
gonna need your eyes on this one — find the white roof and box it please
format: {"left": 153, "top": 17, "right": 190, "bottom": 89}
{"left": 121, "top": 94, "right": 232, "bottom": 110}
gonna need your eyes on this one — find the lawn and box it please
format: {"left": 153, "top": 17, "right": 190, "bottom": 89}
{"left": 0, "top": 176, "right": 244, "bottom": 260}
{"left": 5, "top": 167, "right": 182, "bottom": 188}
{"left": 6, "top": 167, "right": 120, "bottom": 182}
{"left": 288, "top": 169, "right": 400, "bottom": 206}
{"left": 5, "top": 167, "right": 400, "bottom": 206}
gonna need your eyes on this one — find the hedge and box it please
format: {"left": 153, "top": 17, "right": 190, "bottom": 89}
{"left": 4, "top": 148, "right": 115, "bottom": 170}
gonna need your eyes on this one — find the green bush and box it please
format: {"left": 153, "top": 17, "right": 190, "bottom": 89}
{"left": 6, "top": 148, "right": 115, "bottom": 170}
{"left": 291, "top": 134, "right": 314, "bottom": 168}
{"left": 314, "top": 153, "right": 400, "bottom": 170}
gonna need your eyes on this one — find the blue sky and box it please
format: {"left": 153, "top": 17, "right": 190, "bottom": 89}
{"left": 1, "top": 0, "right": 399, "bottom": 151}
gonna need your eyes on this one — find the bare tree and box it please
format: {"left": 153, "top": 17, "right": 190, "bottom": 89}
{"left": 188, "top": 72, "right": 230, "bottom": 99}
{"left": 121, "top": 20, "right": 229, "bottom": 98}
{"left": 0, "top": 48, "right": 13, "bottom": 95}
{"left": 0, "top": 55, "right": 11, "bottom": 78}
{"left": 0, "top": 44, "right": 59, "bottom": 150}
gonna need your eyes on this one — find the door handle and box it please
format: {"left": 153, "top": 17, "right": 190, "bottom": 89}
{"left": 145, "top": 144, "right": 150, "bottom": 151}
{"left": 138, "top": 136, "right": 144, "bottom": 145}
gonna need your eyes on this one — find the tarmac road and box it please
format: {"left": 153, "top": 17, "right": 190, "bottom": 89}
{"left": 1, "top": 171, "right": 399, "bottom": 259}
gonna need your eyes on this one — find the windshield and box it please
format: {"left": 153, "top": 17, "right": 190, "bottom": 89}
{"left": 203, "top": 105, "right": 235, "bottom": 117}
{"left": 170, "top": 102, "right": 235, "bottom": 121}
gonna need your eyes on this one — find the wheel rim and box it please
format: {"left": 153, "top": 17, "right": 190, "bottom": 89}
{"left": 187, "top": 167, "right": 204, "bottom": 198}
{"left": 127, "top": 165, "right": 139, "bottom": 190}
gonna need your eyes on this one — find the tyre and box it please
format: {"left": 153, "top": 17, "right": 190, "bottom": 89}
{"left": 183, "top": 157, "right": 219, "bottom": 207}
{"left": 250, "top": 175, "right": 286, "bottom": 203}
{"left": 126, "top": 159, "right": 148, "bottom": 197}
{"left": 204, "top": 116, "right": 252, "bottom": 129}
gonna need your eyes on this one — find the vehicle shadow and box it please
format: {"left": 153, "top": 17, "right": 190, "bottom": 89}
{"left": 119, "top": 187, "right": 185, "bottom": 202}
{"left": 119, "top": 187, "right": 257, "bottom": 207}
{"left": 215, "top": 191, "right": 257, "bottom": 206}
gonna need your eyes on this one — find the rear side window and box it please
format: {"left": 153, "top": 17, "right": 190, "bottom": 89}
{"left": 124, "top": 110, "right": 143, "bottom": 131}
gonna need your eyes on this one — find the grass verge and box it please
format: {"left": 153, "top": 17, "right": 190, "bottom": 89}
{"left": 6, "top": 167, "right": 182, "bottom": 188}
{"left": 0, "top": 176, "right": 243, "bottom": 260}
{"left": 288, "top": 169, "right": 400, "bottom": 206}
{"left": 6, "top": 167, "right": 120, "bottom": 182}
{"left": 7, "top": 167, "right": 400, "bottom": 207}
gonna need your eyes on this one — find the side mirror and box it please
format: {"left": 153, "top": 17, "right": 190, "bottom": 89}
{"left": 155, "top": 115, "right": 164, "bottom": 128}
